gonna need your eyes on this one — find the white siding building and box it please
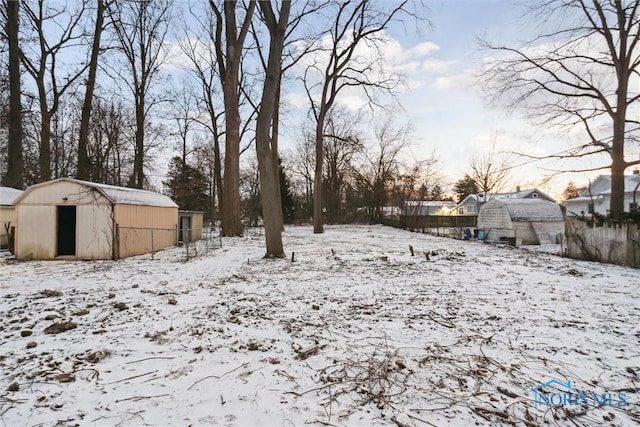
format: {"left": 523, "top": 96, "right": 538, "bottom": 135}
{"left": 564, "top": 174, "right": 640, "bottom": 216}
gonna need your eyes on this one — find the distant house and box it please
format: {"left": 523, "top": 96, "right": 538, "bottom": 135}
{"left": 0, "top": 187, "right": 24, "bottom": 249}
{"left": 403, "top": 200, "right": 455, "bottom": 216}
{"left": 14, "top": 178, "right": 178, "bottom": 260}
{"left": 453, "top": 188, "right": 555, "bottom": 216}
{"left": 477, "top": 198, "right": 564, "bottom": 244}
{"left": 453, "top": 194, "right": 481, "bottom": 216}
{"left": 563, "top": 174, "right": 640, "bottom": 216}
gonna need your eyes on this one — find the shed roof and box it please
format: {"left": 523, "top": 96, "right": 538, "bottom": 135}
{"left": 15, "top": 178, "right": 178, "bottom": 208}
{"left": 0, "top": 187, "right": 24, "bottom": 206}
{"left": 500, "top": 199, "right": 564, "bottom": 221}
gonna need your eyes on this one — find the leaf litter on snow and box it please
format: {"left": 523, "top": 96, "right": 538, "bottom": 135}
{"left": 0, "top": 225, "right": 638, "bottom": 426}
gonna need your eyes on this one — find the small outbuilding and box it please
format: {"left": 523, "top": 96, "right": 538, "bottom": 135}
{"left": 477, "top": 199, "right": 564, "bottom": 245}
{"left": 14, "top": 178, "right": 178, "bottom": 260}
{"left": 178, "top": 210, "right": 205, "bottom": 242}
{"left": 1, "top": 187, "right": 24, "bottom": 249}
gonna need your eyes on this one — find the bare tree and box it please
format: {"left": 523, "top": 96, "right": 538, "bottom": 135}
{"left": 77, "top": 0, "right": 108, "bottom": 180}
{"left": 87, "top": 98, "right": 135, "bottom": 186}
{"left": 254, "top": 0, "right": 291, "bottom": 257}
{"left": 2, "top": 0, "right": 24, "bottom": 188}
{"left": 352, "top": 115, "right": 412, "bottom": 224}
{"left": 303, "top": 0, "right": 412, "bottom": 233}
{"left": 106, "top": 0, "right": 171, "bottom": 188}
{"left": 251, "top": 0, "right": 330, "bottom": 230}
{"left": 178, "top": 4, "right": 225, "bottom": 221}
{"left": 482, "top": 0, "right": 640, "bottom": 219}
{"left": 209, "top": 0, "right": 257, "bottom": 236}
{"left": 321, "top": 107, "right": 364, "bottom": 223}
{"left": 468, "top": 142, "right": 512, "bottom": 195}
{"left": 391, "top": 152, "right": 442, "bottom": 214}
{"left": 19, "top": 0, "right": 90, "bottom": 182}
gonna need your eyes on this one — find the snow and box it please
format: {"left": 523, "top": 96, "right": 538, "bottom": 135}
{"left": 0, "top": 187, "right": 23, "bottom": 206}
{"left": 0, "top": 225, "right": 638, "bottom": 426}
{"left": 18, "top": 178, "right": 178, "bottom": 208}
{"left": 499, "top": 199, "right": 564, "bottom": 221}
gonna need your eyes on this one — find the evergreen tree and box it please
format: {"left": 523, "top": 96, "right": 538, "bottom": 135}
{"left": 562, "top": 181, "right": 583, "bottom": 201}
{"left": 164, "top": 156, "right": 210, "bottom": 211}
{"left": 279, "top": 159, "right": 295, "bottom": 224}
{"left": 430, "top": 184, "right": 445, "bottom": 201}
{"left": 454, "top": 174, "right": 479, "bottom": 203}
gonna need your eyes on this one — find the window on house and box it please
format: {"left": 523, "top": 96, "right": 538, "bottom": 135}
{"left": 630, "top": 202, "right": 638, "bottom": 211}
{"left": 468, "top": 205, "right": 477, "bottom": 213}
{"left": 587, "top": 202, "right": 594, "bottom": 213}
{"left": 457, "top": 207, "right": 464, "bottom": 215}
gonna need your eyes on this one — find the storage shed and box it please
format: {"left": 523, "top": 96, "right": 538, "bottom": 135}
{"left": 178, "top": 210, "right": 205, "bottom": 242}
{"left": 1, "top": 187, "right": 24, "bottom": 249}
{"left": 14, "top": 178, "right": 178, "bottom": 260}
{"left": 477, "top": 199, "right": 564, "bottom": 245}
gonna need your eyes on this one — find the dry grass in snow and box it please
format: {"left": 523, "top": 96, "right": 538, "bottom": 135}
{"left": 0, "top": 225, "right": 638, "bottom": 426}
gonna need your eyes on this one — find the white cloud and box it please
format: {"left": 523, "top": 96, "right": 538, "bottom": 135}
{"left": 283, "top": 92, "right": 308, "bottom": 109}
{"left": 421, "top": 59, "right": 453, "bottom": 74}
{"left": 433, "top": 70, "right": 477, "bottom": 91}
{"left": 407, "top": 41, "right": 440, "bottom": 58}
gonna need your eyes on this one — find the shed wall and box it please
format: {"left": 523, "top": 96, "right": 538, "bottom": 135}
{"left": 16, "top": 205, "right": 55, "bottom": 259}
{"left": 477, "top": 202, "right": 513, "bottom": 240}
{"left": 115, "top": 205, "right": 177, "bottom": 258}
{"left": 15, "top": 181, "right": 114, "bottom": 260}
{"left": 193, "top": 212, "right": 204, "bottom": 241}
{"left": 1, "top": 206, "right": 16, "bottom": 247}
{"left": 512, "top": 222, "right": 537, "bottom": 245}
{"left": 16, "top": 204, "right": 113, "bottom": 260}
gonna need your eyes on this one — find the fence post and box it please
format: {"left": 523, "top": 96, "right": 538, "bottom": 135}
{"left": 151, "top": 228, "right": 155, "bottom": 260}
{"left": 114, "top": 224, "right": 120, "bottom": 260}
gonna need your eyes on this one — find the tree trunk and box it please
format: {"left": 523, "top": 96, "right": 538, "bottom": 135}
{"left": 610, "top": 23, "right": 630, "bottom": 219}
{"left": 219, "top": 0, "right": 256, "bottom": 237}
{"left": 255, "top": 0, "right": 290, "bottom": 257}
{"left": 272, "top": 81, "right": 284, "bottom": 230}
{"left": 313, "top": 110, "right": 326, "bottom": 233}
{"left": 77, "top": 0, "right": 105, "bottom": 181}
{"left": 134, "top": 98, "right": 145, "bottom": 188}
{"left": 221, "top": 80, "right": 244, "bottom": 236}
{"left": 39, "top": 110, "right": 52, "bottom": 182}
{"left": 3, "top": 0, "right": 24, "bottom": 189}
{"left": 213, "top": 136, "right": 223, "bottom": 221}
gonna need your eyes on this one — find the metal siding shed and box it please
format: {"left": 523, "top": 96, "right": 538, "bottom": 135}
{"left": 14, "top": 179, "right": 178, "bottom": 260}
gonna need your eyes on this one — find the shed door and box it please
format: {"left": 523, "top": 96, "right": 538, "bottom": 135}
{"left": 179, "top": 215, "right": 192, "bottom": 242}
{"left": 57, "top": 206, "right": 76, "bottom": 256}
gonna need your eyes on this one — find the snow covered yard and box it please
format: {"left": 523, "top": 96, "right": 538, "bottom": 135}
{"left": 0, "top": 225, "right": 638, "bottom": 427}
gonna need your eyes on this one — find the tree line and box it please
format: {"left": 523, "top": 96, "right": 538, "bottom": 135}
{"left": 2, "top": 0, "right": 639, "bottom": 257}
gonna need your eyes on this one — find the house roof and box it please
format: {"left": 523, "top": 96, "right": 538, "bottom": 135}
{"left": 0, "top": 187, "right": 24, "bottom": 206}
{"left": 575, "top": 174, "right": 640, "bottom": 197}
{"left": 404, "top": 200, "right": 455, "bottom": 207}
{"left": 15, "top": 178, "right": 178, "bottom": 208}
{"left": 455, "top": 188, "right": 555, "bottom": 210}
{"left": 486, "top": 199, "right": 564, "bottom": 221}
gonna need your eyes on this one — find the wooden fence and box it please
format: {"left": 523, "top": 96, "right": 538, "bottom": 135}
{"left": 399, "top": 215, "right": 477, "bottom": 230}
{"left": 565, "top": 217, "right": 640, "bottom": 267}
{"left": 383, "top": 215, "right": 477, "bottom": 233}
